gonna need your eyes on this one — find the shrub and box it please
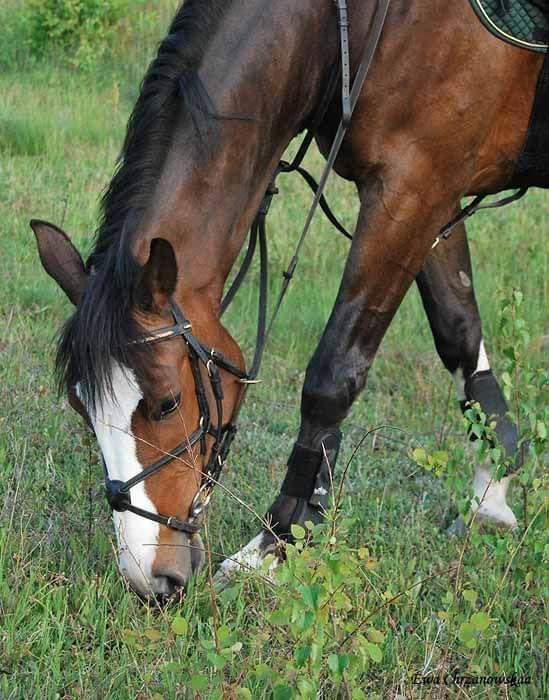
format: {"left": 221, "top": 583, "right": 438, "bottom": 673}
{"left": 26, "top": 0, "right": 134, "bottom": 69}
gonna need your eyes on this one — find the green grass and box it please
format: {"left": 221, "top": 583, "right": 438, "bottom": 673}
{"left": 1, "top": 5, "right": 547, "bottom": 699}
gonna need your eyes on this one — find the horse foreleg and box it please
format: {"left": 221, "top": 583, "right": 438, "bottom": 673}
{"left": 416, "top": 221, "right": 521, "bottom": 532}
{"left": 219, "top": 174, "right": 459, "bottom": 575}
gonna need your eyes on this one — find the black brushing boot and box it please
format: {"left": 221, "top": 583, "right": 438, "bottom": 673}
{"left": 266, "top": 430, "right": 342, "bottom": 538}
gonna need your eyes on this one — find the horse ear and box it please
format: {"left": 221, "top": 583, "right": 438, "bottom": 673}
{"left": 137, "top": 238, "right": 178, "bottom": 310}
{"left": 30, "top": 219, "right": 87, "bottom": 306}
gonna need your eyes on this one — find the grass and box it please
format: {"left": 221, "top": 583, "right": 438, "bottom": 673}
{"left": 0, "top": 3, "right": 547, "bottom": 699}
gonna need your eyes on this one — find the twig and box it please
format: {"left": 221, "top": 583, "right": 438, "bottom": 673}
{"left": 436, "top": 379, "right": 453, "bottom": 448}
{"left": 454, "top": 468, "right": 496, "bottom": 595}
{"left": 202, "top": 515, "right": 223, "bottom": 691}
{"left": 339, "top": 564, "right": 459, "bottom": 649}
{"left": 486, "top": 500, "right": 545, "bottom": 615}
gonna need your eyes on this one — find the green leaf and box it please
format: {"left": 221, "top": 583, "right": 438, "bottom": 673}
{"left": 190, "top": 675, "right": 208, "bottom": 691}
{"left": 291, "top": 524, "right": 306, "bottom": 540}
{"left": 237, "top": 689, "right": 252, "bottom": 700}
{"left": 458, "top": 622, "right": 475, "bottom": 642}
{"left": 296, "top": 611, "right": 315, "bottom": 632}
{"left": 270, "top": 610, "right": 286, "bottom": 626}
{"left": 230, "top": 642, "right": 243, "bottom": 653}
{"left": 299, "top": 583, "right": 322, "bottom": 610}
{"left": 144, "top": 628, "right": 162, "bottom": 642}
{"left": 412, "top": 447, "right": 427, "bottom": 465}
{"left": 470, "top": 612, "right": 491, "bottom": 631}
{"left": 163, "top": 662, "right": 182, "bottom": 674}
{"left": 327, "top": 653, "right": 349, "bottom": 679}
{"left": 171, "top": 615, "right": 188, "bottom": 636}
{"left": 295, "top": 645, "right": 310, "bottom": 667}
{"left": 365, "top": 642, "right": 382, "bottom": 663}
{"left": 297, "top": 678, "right": 317, "bottom": 696}
{"left": 220, "top": 585, "right": 240, "bottom": 603}
{"left": 366, "top": 627, "right": 385, "bottom": 644}
{"left": 122, "top": 629, "right": 139, "bottom": 646}
{"left": 261, "top": 554, "right": 276, "bottom": 571}
{"left": 206, "top": 652, "right": 227, "bottom": 670}
{"left": 273, "top": 685, "right": 293, "bottom": 700}
{"left": 471, "top": 423, "right": 485, "bottom": 438}
{"left": 328, "top": 653, "right": 339, "bottom": 674}
{"left": 462, "top": 589, "right": 478, "bottom": 605}
{"left": 217, "top": 625, "right": 232, "bottom": 645}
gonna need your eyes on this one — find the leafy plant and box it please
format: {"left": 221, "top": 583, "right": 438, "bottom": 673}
{"left": 159, "top": 514, "right": 388, "bottom": 698}
{"left": 24, "top": 0, "right": 138, "bottom": 69}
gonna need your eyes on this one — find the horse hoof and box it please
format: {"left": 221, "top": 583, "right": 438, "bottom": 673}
{"left": 474, "top": 503, "right": 518, "bottom": 531}
{"left": 216, "top": 531, "right": 282, "bottom": 587}
{"left": 447, "top": 516, "right": 468, "bottom": 538}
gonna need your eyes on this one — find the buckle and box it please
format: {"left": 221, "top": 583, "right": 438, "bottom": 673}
{"left": 105, "top": 479, "right": 131, "bottom": 512}
{"left": 190, "top": 484, "right": 212, "bottom": 520}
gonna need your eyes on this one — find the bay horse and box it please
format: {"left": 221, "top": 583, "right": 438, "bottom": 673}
{"left": 31, "top": 0, "right": 546, "bottom": 599}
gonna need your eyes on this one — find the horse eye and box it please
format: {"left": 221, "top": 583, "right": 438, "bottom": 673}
{"left": 152, "top": 393, "right": 181, "bottom": 421}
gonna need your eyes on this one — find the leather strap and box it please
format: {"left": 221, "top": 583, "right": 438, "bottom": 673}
{"left": 334, "top": 0, "right": 352, "bottom": 126}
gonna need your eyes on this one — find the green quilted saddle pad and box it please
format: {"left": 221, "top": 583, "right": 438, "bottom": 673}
{"left": 470, "top": 0, "right": 549, "bottom": 52}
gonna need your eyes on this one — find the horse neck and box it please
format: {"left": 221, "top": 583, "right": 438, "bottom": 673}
{"left": 136, "top": 0, "right": 339, "bottom": 309}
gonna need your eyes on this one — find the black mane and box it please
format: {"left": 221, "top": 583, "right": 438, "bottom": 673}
{"left": 56, "top": 0, "right": 231, "bottom": 407}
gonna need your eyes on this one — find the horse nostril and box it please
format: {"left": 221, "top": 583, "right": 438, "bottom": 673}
{"left": 165, "top": 573, "right": 187, "bottom": 594}
{"left": 154, "top": 570, "right": 188, "bottom": 599}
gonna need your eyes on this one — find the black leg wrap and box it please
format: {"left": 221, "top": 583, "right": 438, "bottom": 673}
{"left": 266, "top": 431, "right": 342, "bottom": 537}
{"left": 461, "top": 369, "right": 524, "bottom": 474}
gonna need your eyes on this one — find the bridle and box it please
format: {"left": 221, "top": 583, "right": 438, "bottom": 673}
{"left": 104, "top": 298, "right": 249, "bottom": 534}
{"left": 101, "top": 0, "right": 393, "bottom": 535}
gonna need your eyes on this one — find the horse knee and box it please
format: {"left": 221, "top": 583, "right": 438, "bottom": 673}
{"left": 301, "top": 353, "right": 368, "bottom": 429}
{"left": 433, "top": 308, "right": 482, "bottom": 376}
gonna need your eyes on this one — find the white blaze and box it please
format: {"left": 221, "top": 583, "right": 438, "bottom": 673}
{"left": 79, "top": 363, "right": 160, "bottom": 597}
